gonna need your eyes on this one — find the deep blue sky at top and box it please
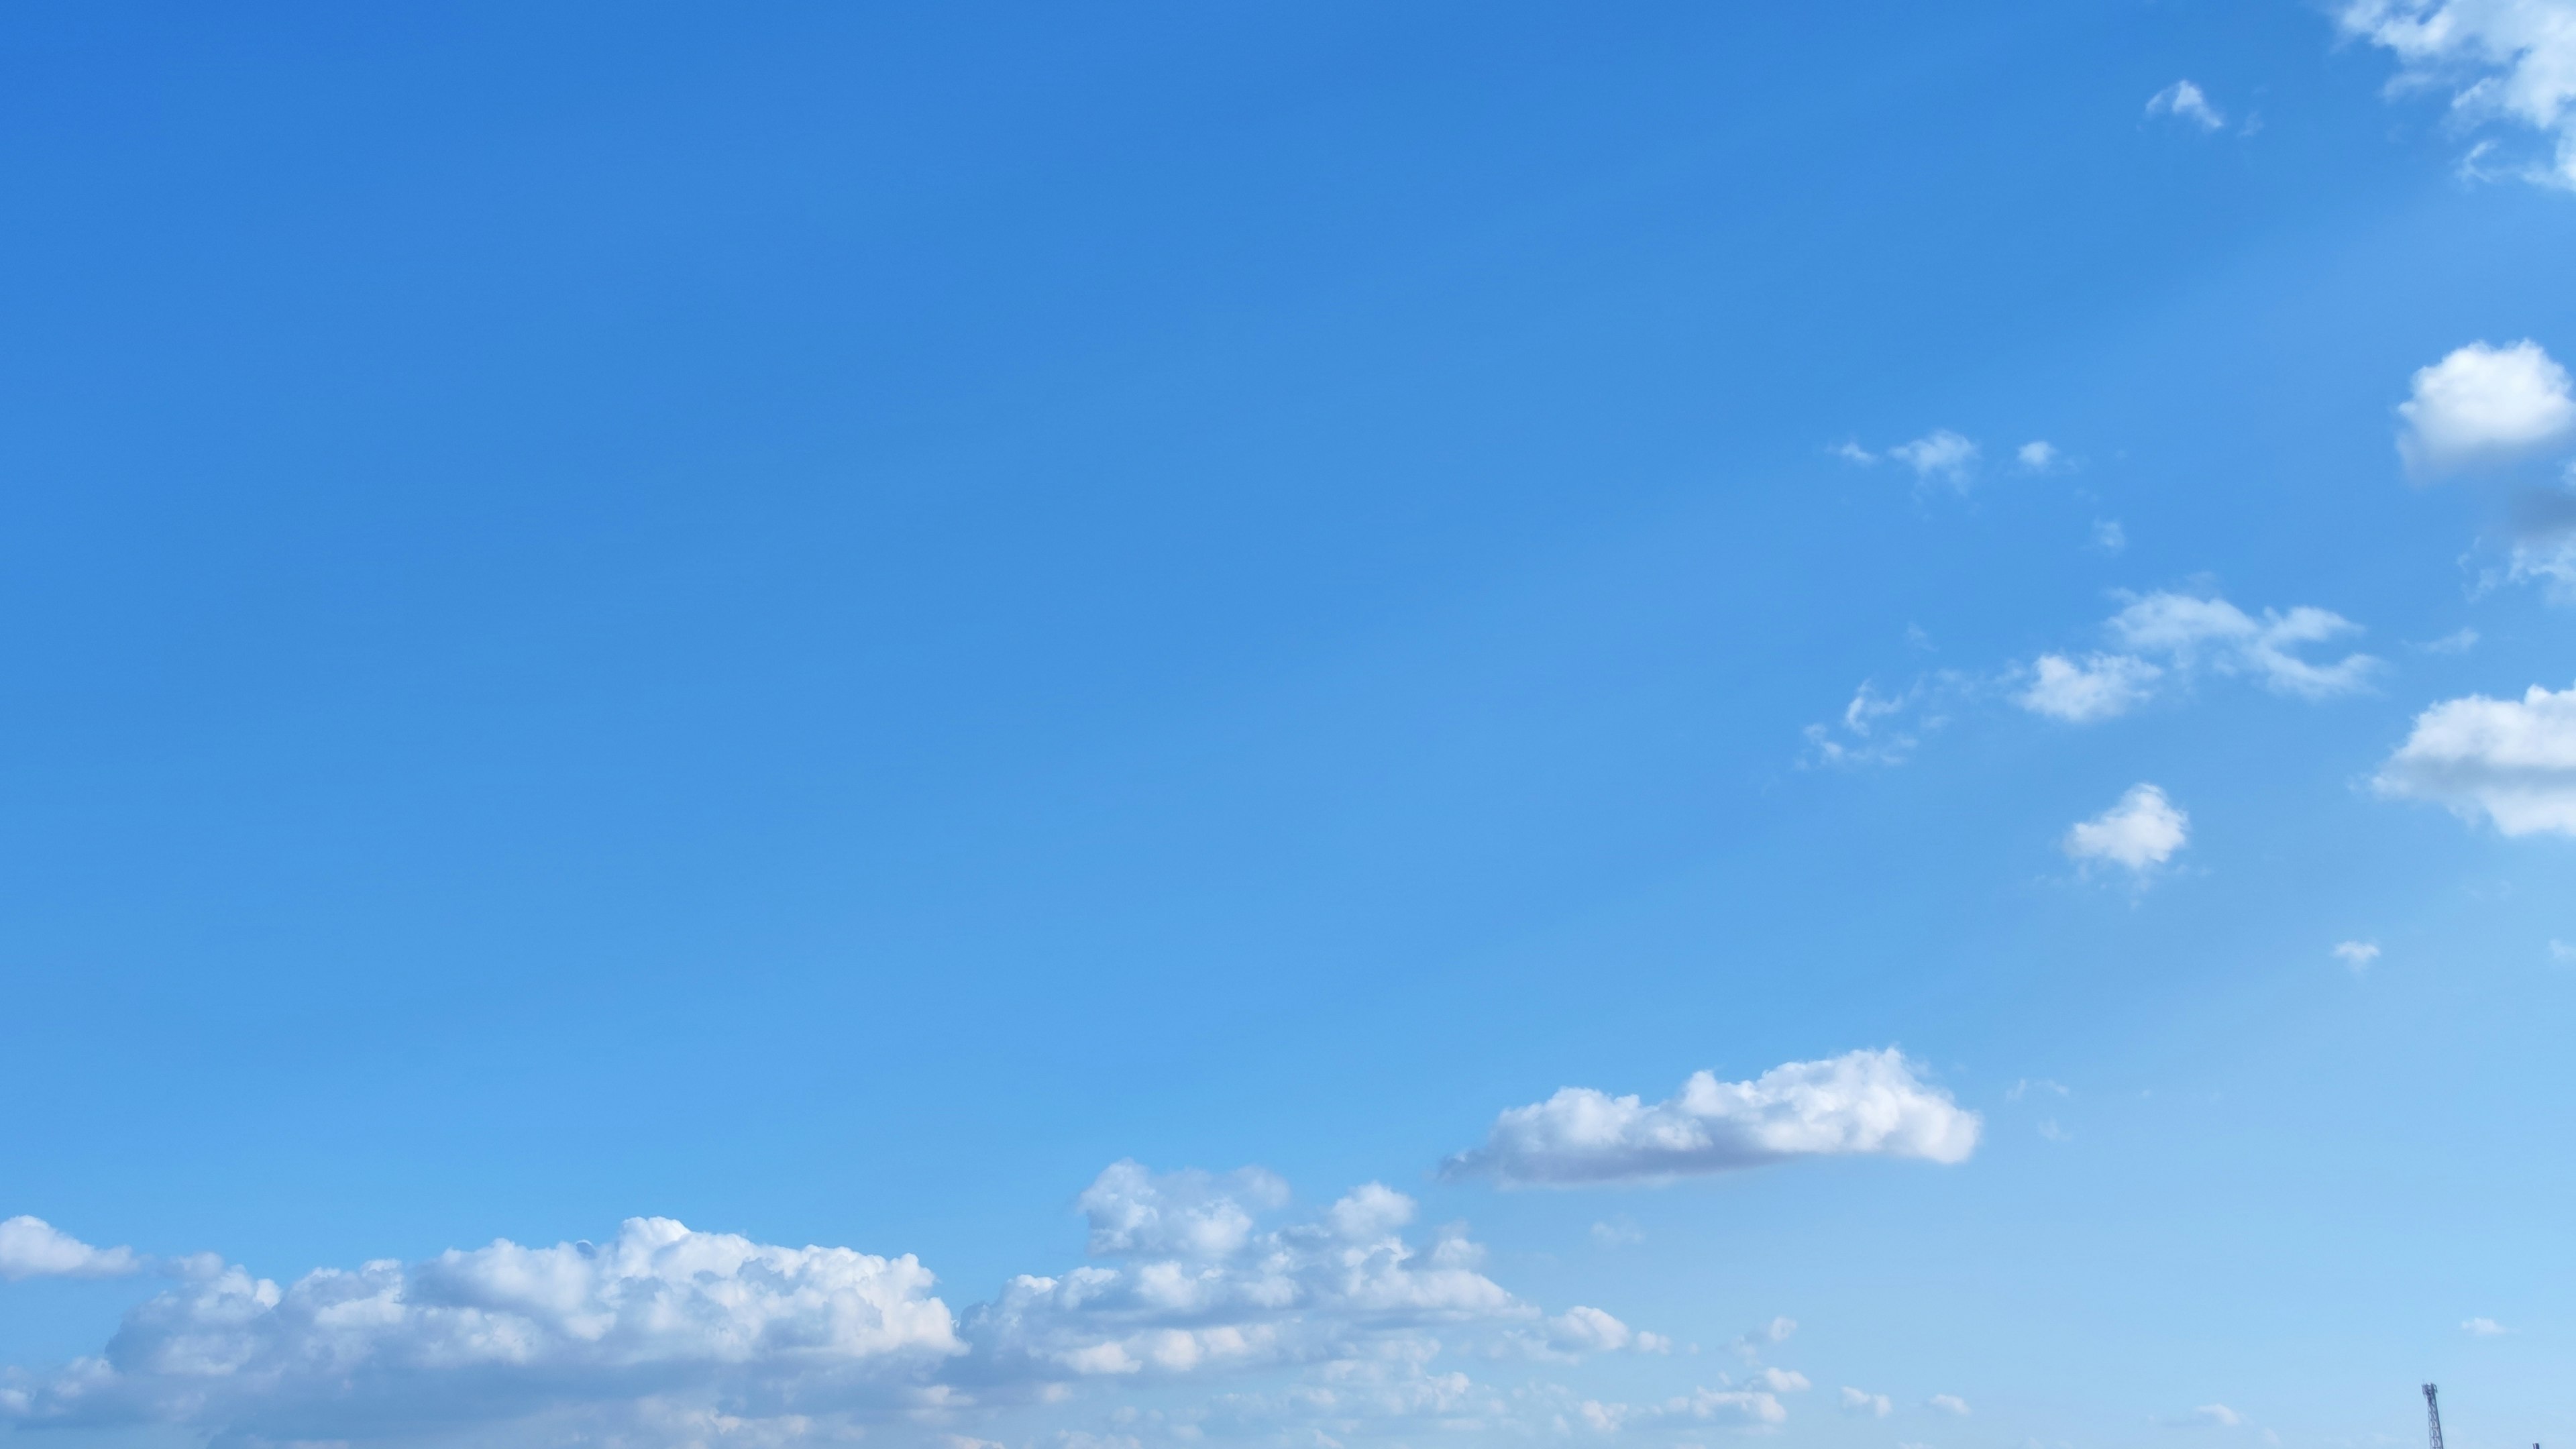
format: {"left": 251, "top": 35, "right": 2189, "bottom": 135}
{"left": 1, "top": 2, "right": 2571, "bottom": 1442}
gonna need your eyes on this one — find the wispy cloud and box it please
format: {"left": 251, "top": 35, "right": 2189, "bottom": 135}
{"left": 2339, "top": 1, "right": 2576, "bottom": 187}
{"left": 2147, "top": 79, "right": 2227, "bottom": 131}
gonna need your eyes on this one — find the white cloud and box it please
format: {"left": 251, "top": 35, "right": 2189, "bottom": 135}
{"left": 2017, "top": 653, "right": 2164, "bottom": 722}
{"left": 2414, "top": 627, "right": 2481, "bottom": 653}
{"left": 1805, "top": 677, "right": 1954, "bottom": 767}
{"left": 2010, "top": 592, "right": 2379, "bottom": 728}
{"left": 2019, "top": 440, "right": 2062, "bottom": 470}
{"left": 0, "top": 1217, "right": 144, "bottom": 1281}
{"left": 2147, "top": 79, "right": 2227, "bottom": 129}
{"left": 1835, "top": 440, "right": 1880, "bottom": 464}
{"left": 2195, "top": 1403, "right": 2245, "bottom": 1428}
{"left": 1841, "top": 1387, "right": 1895, "bottom": 1417}
{"left": 2462, "top": 1316, "right": 2509, "bottom": 1335}
{"left": 2339, "top": 0, "right": 2576, "bottom": 186}
{"left": 1752, "top": 1368, "right": 1811, "bottom": 1393}
{"left": 4, "top": 1216, "right": 963, "bottom": 1444}
{"left": 1929, "top": 1393, "right": 1972, "bottom": 1415}
{"left": 2373, "top": 680, "right": 2576, "bottom": 834}
{"left": 2396, "top": 340, "right": 2576, "bottom": 474}
{"left": 2553, "top": 938, "right": 2576, "bottom": 963}
{"left": 2063, "top": 784, "right": 2189, "bottom": 873}
{"left": 2106, "top": 592, "right": 2379, "bottom": 699}
{"left": 4, "top": 1166, "right": 1686, "bottom": 1448}
{"left": 2004, "top": 1078, "right": 2070, "bottom": 1102}
{"left": 1442, "top": 1049, "right": 1980, "bottom": 1187}
{"left": 1589, "top": 1219, "right": 1642, "bottom": 1248}
{"left": 2333, "top": 940, "right": 2382, "bottom": 969}
{"left": 2093, "top": 519, "right": 2128, "bottom": 553}
{"left": 1890, "top": 429, "right": 1981, "bottom": 486}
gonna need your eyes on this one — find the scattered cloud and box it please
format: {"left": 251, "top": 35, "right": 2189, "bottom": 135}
{"left": 1589, "top": 1218, "right": 1643, "bottom": 1248}
{"left": 2093, "top": 519, "right": 2128, "bottom": 553}
{"left": 1805, "top": 680, "right": 1928, "bottom": 767}
{"left": 1442, "top": 1049, "right": 1980, "bottom": 1187}
{"left": 1841, "top": 1387, "right": 1894, "bottom": 1417}
{"left": 2005, "top": 1079, "right": 2070, "bottom": 1102}
{"left": 1890, "top": 430, "right": 1982, "bottom": 487}
{"left": 2339, "top": 1, "right": 2576, "bottom": 187}
{"left": 1728, "top": 1316, "right": 1799, "bottom": 1360}
{"left": 1929, "top": 1393, "right": 1973, "bottom": 1416}
{"left": 0, "top": 1217, "right": 144, "bottom": 1281}
{"left": 2037, "top": 1119, "right": 2071, "bottom": 1142}
{"left": 2019, "top": 440, "right": 2062, "bottom": 471}
{"left": 2147, "top": 79, "right": 2227, "bottom": 130}
{"left": 2017, "top": 653, "right": 2165, "bottom": 723}
{"left": 2374, "top": 680, "right": 2576, "bottom": 835}
{"left": 2462, "top": 1316, "right": 2509, "bottom": 1336}
{"left": 2334, "top": 940, "right": 2382, "bottom": 969}
{"left": 2552, "top": 938, "right": 2576, "bottom": 963}
{"left": 2397, "top": 341, "right": 2576, "bottom": 475}
{"left": 2063, "top": 784, "right": 2190, "bottom": 874}
{"left": 2012, "top": 592, "right": 2380, "bottom": 726}
{"left": 2193, "top": 1403, "right": 2245, "bottom": 1428}
{"left": 0, "top": 1165, "right": 1687, "bottom": 1448}
{"left": 2106, "top": 592, "right": 2379, "bottom": 700}
{"left": 2414, "top": 627, "right": 2480, "bottom": 653}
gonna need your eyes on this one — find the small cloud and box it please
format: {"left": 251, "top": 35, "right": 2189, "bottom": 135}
{"left": 1890, "top": 429, "right": 1981, "bottom": 488}
{"left": 2019, "top": 441, "right": 2061, "bottom": 471}
{"left": 1841, "top": 1388, "right": 1894, "bottom": 1417}
{"left": 1929, "top": 1394, "right": 1972, "bottom": 1416}
{"left": 0, "top": 1216, "right": 147, "bottom": 1281}
{"left": 2195, "top": 1404, "right": 2244, "bottom": 1428}
{"left": 1729, "top": 1317, "right": 1798, "bottom": 1360}
{"left": 2462, "top": 1316, "right": 2508, "bottom": 1336}
{"left": 2092, "top": 519, "right": 2128, "bottom": 554}
{"left": 2552, "top": 940, "right": 2576, "bottom": 965}
{"left": 2147, "top": 79, "right": 2226, "bottom": 131}
{"left": 2398, "top": 340, "right": 2576, "bottom": 477}
{"left": 2037, "top": 1118, "right": 2070, "bottom": 1142}
{"left": 2412, "top": 627, "right": 2479, "bottom": 654}
{"left": 1835, "top": 440, "right": 1880, "bottom": 465}
{"left": 1753, "top": 1368, "right": 1811, "bottom": 1393}
{"left": 2004, "top": 1079, "right": 2070, "bottom": 1102}
{"left": 1590, "top": 1218, "right": 1643, "bottom": 1248}
{"left": 2063, "top": 783, "right": 2190, "bottom": 875}
{"left": 2017, "top": 653, "right": 2162, "bottom": 724}
{"left": 2332, "top": 941, "right": 2381, "bottom": 971}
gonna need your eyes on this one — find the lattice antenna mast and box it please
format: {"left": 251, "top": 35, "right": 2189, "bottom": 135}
{"left": 2424, "top": 1383, "right": 2445, "bottom": 1449}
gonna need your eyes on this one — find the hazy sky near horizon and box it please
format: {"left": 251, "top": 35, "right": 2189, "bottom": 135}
{"left": 3, "top": 5, "right": 2573, "bottom": 1448}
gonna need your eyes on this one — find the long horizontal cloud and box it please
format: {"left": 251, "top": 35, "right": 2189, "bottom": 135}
{"left": 2375, "top": 679, "right": 2576, "bottom": 835}
{"left": 0, "top": 1217, "right": 146, "bottom": 1281}
{"left": 1441, "top": 1049, "right": 1980, "bottom": 1187}
{"left": 1, "top": 1166, "right": 1677, "bottom": 1448}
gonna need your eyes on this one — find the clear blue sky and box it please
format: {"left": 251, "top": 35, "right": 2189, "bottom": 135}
{"left": 2, "top": 5, "right": 2571, "bottom": 1448}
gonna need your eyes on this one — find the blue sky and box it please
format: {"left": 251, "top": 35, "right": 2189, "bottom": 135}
{"left": 3, "top": 3, "right": 2574, "bottom": 1447}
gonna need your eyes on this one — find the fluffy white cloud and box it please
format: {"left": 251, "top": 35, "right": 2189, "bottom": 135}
{"left": 2009, "top": 592, "right": 2378, "bottom": 727}
{"left": 2333, "top": 940, "right": 2382, "bottom": 969}
{"left": 2019, "top": 440, "right": 2061, "bottom": 470}
{"left": 2, "top": 1168, "right": 1688, "bottom": 1448}
{"left": 3, "top": 1217, "right": 962, "bottom": 1444}
{"left": 1929, "top": 1393, "right": 1972, "bottom": 1415}
{"left": 2106, "top": 592, "right": 2379, "bottom": 699}
{"left": 1442, "top": 1049, "right": 1980, "bottom": 1187}
{"left": 1890, "top": 429, "right": 1980, "bottom": 485}
{"left": 1841, "top": 1386, "right": 1894, "bottom": 1417}
{"left": 2341, "top": 0, "right": 2576, "bottom": 186}
{"left": 2017, "top": 653, "right": 2163, "bottom": 722}
{"left": 2063, "top": 784, "right": 2189, "bottom": 873}
{"left": 2375, "top": 680, "right": 2576, "bottom": 833}
{"left": 0, "top": 1217, "right": 144, "bottom": 1281}
{"left": 2396, "top": 340, "right": 2576, "bottom": 474}
{"left": 2147, "top": 79, "right": 2226, "bottom": 129}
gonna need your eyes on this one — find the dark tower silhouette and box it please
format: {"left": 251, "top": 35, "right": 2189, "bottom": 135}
{"left": 2424, "top": 1384, "right": 2445, "bottom": 1449}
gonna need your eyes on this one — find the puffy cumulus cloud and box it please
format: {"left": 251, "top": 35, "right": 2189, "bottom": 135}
{"left": 1890, "top": 429, "right": 1980, "bottom": 486}
{"left": 2375, "top": 680, "right": 2576, "bottom": 834}
{"left": 1442, "top": 1049, "right": 1980, "bottom": 1187}
{"left": 2147, "top": 79, "right": 2227, "bottom": 129}
{"left": 2396, "top": 340, "right": 2576, "bottom": 474}
{"left": 964, "top": 1163, "right": 1665, "bottom": 1390}
{"left": 2334, "top": 940, "right": 2383, "bottom": 969}
{"left": 0, "top": 1217, "right": 144, "bottom": 1281}
{"left": 2, "top": 1217, "right": 963, "bottom": 1445}
{"left": 2340, "top": 0, "right": 2576, "bottom": 186}
{"left": 2063, "top": 783, "right": 2190, "bottom": 873}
